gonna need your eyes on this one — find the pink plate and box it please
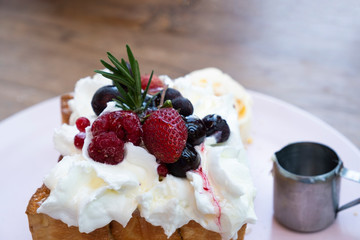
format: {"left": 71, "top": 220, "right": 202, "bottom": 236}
{"left": 0, "top": 92, "right": 359, "bottom": 239}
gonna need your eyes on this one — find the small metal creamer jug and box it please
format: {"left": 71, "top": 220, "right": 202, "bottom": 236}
{"left": 272, "top": 142, "right": 360, "bottom": 232}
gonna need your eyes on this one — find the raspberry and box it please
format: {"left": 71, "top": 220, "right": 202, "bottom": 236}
{"left": 91, "top": 111, "right": 142, "bottom": 145}
{"left": 74, "top": 132, "right": 86, "bottom": 149}
{"left": 76, "top": 117, "right": 90, "bottom": 132}
{"left": 91, "top": 112, "right": 119, "bottom": 136}
{"left": 142, "top": 108, "right": 188, "bottom": 163}
{"left": 88, "top": 132, "right": 125, "bottom": 165}
{"left": 116, "top": 111, "right": 142, "bottom": 146}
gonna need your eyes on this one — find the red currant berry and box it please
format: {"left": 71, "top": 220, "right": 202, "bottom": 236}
{"left": 74, "top": 132, "right": 86, "bottom": 149}
{"left": 76, "top": 117, "right": 90, "bottom": 132}
{"left": 157, "top": 164, "right": 168, "bottom": 177}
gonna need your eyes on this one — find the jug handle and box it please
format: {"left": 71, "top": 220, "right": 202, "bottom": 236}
{"left": 337, "top": 167, "right": 360, "bottom": 212}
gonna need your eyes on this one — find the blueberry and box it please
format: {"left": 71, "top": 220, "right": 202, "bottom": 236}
{"left": 91, "top": 85, "right": 121, "bottom": 116}
{"left": 172, "top": 97, "right": 194, "bottom": 116}
{"left": 165, "top": 88, "right": 182, "bottom": 100}
{"left": 153, "top": 88, "right": 182, "bottom": 107}
{"left": 146, "top": 88, "right": 194, "bottom": 116}
{"left": 202, "top": 114, "right": 230, "bottom": 143}
{"left": 184, "top": 115, "right": 206, "bottom": 146}
{"left": 167, "top": 144, "right": 200, "bottom": 178}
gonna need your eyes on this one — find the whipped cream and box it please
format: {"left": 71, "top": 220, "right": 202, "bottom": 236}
{"left": 38, "top": 69, "right": 256, "bottom": 240}
{"left": 68, "top": 74, "right": 112, "bottom": 125}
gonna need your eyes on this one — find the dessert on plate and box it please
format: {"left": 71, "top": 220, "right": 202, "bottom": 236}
{"left": 26, "top": 46, "right": 256, "bottom": 240}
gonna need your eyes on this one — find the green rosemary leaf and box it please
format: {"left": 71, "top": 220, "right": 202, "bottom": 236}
{"left": 113, "top": 96, "right": 127, "bottom": 107}
{"left": 126, "top": 46, "right": 141, "bottom": 96}
{"left": 133, "top": 60, "right": 142, "bottom": 105}
{"left": 143, "top": 90, "right": 160, "bottom": 110}
{"left": 113, "top": 81, "right": 137, "bottom": 108}
{"left": 143, "top": 97, "right": 153, "bottom": 110}
{"left": 107, "top": 52, "right": 124, "bottom": 71}
{"left": 142, "top": 70, "right": 154, "bottom": 101}
{"left": 114, "top": 98, "right": 130, "bottom": 110}
{"left": 100, "top": 60, "right": 118, "bottom": 74}
{"left": 107, "top": 54, "right": 134, "bottom": 84}
{"left": 120, "top": 59, "right": 131, "bottom": 75}
{"left": 95, "top": 71, "right": 135, "bottom": 92}
{"left": 96, "top": 45, "right": 155, "bottom": 113}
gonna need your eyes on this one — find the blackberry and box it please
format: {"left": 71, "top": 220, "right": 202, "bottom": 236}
{"left": 184, "top": 115, "right": 206, "bottom": 146}
{"left": 167, "top": 144, "right": 200, "bottom": 178}
{"left": 202, "top": 114, "right": 230, "bottom": 143}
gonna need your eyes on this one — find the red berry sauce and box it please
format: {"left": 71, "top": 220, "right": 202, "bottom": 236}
{"left": 195, "top": 167, "right": 222, "bottom": 230}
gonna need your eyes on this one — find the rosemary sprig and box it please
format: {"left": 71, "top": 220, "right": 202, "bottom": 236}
{"left": 95, "top": 45, "right": 154, "bottom": 113}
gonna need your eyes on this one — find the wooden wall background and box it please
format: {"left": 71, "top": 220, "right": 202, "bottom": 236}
{"left": 0, "top": 0, "right": 359, "bottom": 147}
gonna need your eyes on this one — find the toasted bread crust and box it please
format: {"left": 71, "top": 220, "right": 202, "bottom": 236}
{"left": 26, "top": 185, "right": 112, "bottom": 240}
{"left": 60, "top": 94, "right": 73, "bottom": 124}
{"left": 27, "top": 185, "right": 246, "bottom": 240}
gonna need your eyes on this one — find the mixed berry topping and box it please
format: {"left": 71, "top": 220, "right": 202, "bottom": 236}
{"left": 202, "top": 114, "right": 230, "bottom": 143}
{"left": 79, "top": 46, "right": 232, "bottom": 178}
